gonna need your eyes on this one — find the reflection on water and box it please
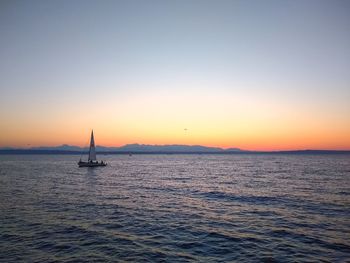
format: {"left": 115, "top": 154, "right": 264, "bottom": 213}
{"left": 0, "top": 154, "right": 349, "bottom": 262}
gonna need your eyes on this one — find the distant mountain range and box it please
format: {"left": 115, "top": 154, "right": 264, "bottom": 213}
{"left": 0, "top": 144, "right": 349, "bottom": 154}
{"left": 0, "top": 144, "right": 242, "bottom": 153}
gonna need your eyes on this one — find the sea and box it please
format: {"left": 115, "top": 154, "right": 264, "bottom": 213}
{"left": 0, "top": 154, "right": 349, "bottom": 262}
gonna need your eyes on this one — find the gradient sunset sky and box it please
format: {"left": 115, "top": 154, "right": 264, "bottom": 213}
{"left": 1, "top": 0, "right": 349, "bottom": 150}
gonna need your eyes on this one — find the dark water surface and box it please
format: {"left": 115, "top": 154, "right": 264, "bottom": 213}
{"left": 0, "top": 154, "right": 349, "bottom": 262}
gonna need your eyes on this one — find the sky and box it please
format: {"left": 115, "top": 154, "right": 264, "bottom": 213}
{"left": 0, "top": 0, "right": 349, "bottom": 150}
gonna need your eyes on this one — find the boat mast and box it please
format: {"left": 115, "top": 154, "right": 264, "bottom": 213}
{"left": 88, "top": 130, "right": 97, "bottom": 162}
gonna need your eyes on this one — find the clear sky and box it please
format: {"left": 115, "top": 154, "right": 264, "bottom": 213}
{"left": 1, "top": 0, "right": 349, "bottom": 150}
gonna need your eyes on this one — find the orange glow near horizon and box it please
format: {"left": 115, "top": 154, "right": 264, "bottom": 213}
{"left": 1, "top": 89, "right": 349, "bottom": 151}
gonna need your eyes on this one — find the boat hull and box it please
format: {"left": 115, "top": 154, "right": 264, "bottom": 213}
{"left": 78, "top": 161, "right": 107, "bottom": 167}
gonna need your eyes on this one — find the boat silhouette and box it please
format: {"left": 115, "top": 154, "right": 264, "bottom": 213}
{"left": 78, "top": 130, "right": 107, "bottom": 167}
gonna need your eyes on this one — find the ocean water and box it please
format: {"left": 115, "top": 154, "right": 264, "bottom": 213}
{"left": 0, "top": 154, "right": 349, "bottom": 262}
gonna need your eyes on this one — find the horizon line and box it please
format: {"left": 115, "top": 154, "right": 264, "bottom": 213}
{"left": 1, "top": 143, "right": 349, "bottom": 152}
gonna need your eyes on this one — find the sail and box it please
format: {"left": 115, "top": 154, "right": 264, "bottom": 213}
{"left": 88, "top": 130, "right": 97, "bottom": 161}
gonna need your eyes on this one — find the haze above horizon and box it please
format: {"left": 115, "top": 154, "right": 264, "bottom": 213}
{"left": 1, "top": 0, "right": 349, "bottom": 151}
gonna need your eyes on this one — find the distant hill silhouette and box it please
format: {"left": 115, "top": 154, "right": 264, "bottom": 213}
{"left": 0, "top": 144, "right": 241, "bottom": 153}
{"left": 117, "top": 144, "right": 225, "bottom": 152}
{"left": 0, "top": 144, "right": 349, "bottom": 154}
{"left": 30, "top": 144, "right": 84, "bottom": 151}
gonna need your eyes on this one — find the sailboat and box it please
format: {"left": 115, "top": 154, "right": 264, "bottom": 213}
{"left": 78, "top": 130, "right": 107, "bottom": 167}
